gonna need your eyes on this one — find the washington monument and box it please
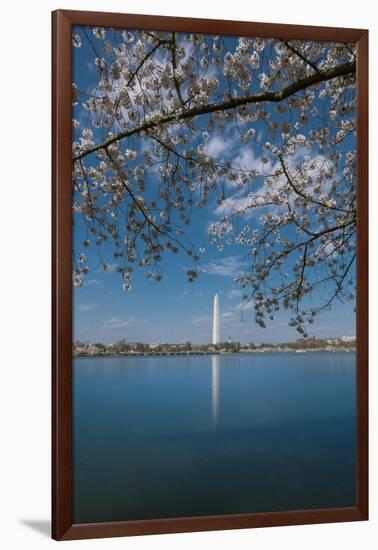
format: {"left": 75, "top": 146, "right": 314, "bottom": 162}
{"left": 212, "top": 293, "right": 220, "bottom": 345}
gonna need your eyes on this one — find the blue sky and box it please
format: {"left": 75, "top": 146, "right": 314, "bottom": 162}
{"left": 72, "top": 27, "right": 356, "bottom": 344}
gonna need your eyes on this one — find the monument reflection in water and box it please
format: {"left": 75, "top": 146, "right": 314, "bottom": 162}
{"left": 211, "top": 293, "right": 221, "bottom": 429}
{"left": 211, "top": 354, "right": 220, "bottom": 429}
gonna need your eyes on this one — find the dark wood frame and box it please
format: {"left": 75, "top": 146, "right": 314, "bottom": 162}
{"left": 52, "top": 9, "right": 369, "bottom": 541}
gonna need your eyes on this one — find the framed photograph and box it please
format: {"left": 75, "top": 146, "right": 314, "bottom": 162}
{"left": 52, "top": 9, "right": 368, "bottom": 540}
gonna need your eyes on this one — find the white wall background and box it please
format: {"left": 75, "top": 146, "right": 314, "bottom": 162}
{"left": 1, "top": 0, "right": 375, "bottom": 548}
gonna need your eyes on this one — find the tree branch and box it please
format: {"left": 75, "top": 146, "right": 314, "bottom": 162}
{"left": 252, "top": 219, "right": 355, "bottom": 293}
{"left": 104, "top": 148, "right": 162, "bottom": 234}
{"left": 281, "top": 39, "right": 320, "bottom": 74}
{"left": 73, "top": 60, "right": 356, "bottom": 162}
{"left": 171, "top": 32, "right": 186, "bottom": 109}
{"left": 316, "top": 252, "right": 356, "bottom": 313}
{"left": 125, "top": 39, "right": 171, "bottom": 88}
{"left": 279, "top": 156, "right": 351, "bottom": 214}
{"left": 296, "top": 243, "right": 308, "bottom": 312}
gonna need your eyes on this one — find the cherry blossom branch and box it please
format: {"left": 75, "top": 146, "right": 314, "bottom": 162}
{"left": 103, "top": 148, "right": 162, "bottom": 234}
{"left": 73, "top": 60, "right": 355, "bottom": 162}
{"left": 296, "top": 243, "right": 308, "bottom": 312}
{"left": 125, "top": 39, "right": 171, "bottom": 88}
{"left": 281, "top": 39, "right": 321, "bottom": 74}
{"left": 315, "top": 252, "right": 356, "bottom": 313}
{"left": 171, "top": 32, "right": 186, "bottom": 109}
{"left": 279, "top": 155, "right": 352, "bottom": 214}
{"left": 251, "top": 220, "right": 355, "bottom": 292}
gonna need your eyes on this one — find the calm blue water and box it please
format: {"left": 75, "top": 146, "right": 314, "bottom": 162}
{"left": 73, "top": 352, "right": 356, "bottom": 523}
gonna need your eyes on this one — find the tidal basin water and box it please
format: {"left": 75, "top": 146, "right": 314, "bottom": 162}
{"left": 73, "top": 352, "right": 356, "bottom": 523}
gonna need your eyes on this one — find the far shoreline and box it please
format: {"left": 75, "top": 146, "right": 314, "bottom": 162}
{"left": 74, "top": 348, "right": 356, "bottom": 359}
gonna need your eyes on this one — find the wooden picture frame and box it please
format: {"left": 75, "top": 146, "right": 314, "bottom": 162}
{"left": 52, "top": 9, "right": 368, "bottom": 541}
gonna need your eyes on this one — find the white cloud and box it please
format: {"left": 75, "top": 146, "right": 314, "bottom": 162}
{"left": 206, "top": 136, "right": 232, "bottom": 158}
{"left": 103, "top": 316, "right": 134, "bottom": 329}
{"left": 221, "top": 311, "right": 235, "bottom": 322}
{"left": 227, "top": 289, "right": 243, "bottom": 299}
{"left": 85, "top": 61, "right": 95, "bottom": 73}
{"left": 85, "top": 278, "right": 103, "bottom": 287}
{"left": 202, "top": 255, "right": 247, "bottom": 278}
{"left": 214, "top": 193, "right": 254, "bottom": 217}
{"left": 233, "top": 147, "right": 271, "bottom": 172}
{"left": 192, "top": 315, "right": 211, "bottom": 325}
{"left": 78, "top": 302, "right": 100, "bottom": 312}
{"left": 213, "top": 146, "right": 336, "bottom": 220}
{"left": 179, "top": 289, "right": 207, "bottom": 300}
{"left": 233, "top": 301, "right": 255, "bottom": 311}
